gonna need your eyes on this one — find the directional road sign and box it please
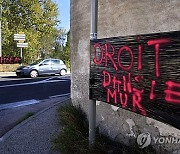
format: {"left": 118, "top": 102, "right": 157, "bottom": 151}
{"left": 17, "top": 43, "right": 28, "bottom": 48}
{"left": 14, "top": 34, "right": 26, "bottom": 41}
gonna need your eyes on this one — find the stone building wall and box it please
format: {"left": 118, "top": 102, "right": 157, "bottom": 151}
{"left": 70, "top": 0, "right": 180, "bottom": 152}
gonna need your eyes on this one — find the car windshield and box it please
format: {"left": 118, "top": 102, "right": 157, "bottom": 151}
{"left": 29, "top": 59, "right": 42, "bottom": 66}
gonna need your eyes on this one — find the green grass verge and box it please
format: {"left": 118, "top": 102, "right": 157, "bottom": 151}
{"left": 53, "top": 104, "right": 156, "bottom": 154}
{"left": 16, "top": 112, "right": 34, "bottom": 125}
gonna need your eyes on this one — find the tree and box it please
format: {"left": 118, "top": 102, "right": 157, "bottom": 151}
{"left": 61, "top": 31, "right": 70, "bottom": 68}
{"left": 50, "top": 31, "right": 70, "bottom": 68}
{"left": 1, "top": 0, "right": 60, "bottom": 63}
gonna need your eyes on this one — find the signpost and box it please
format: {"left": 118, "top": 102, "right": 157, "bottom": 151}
{"left": 14, "top": 33, "right": 28, "bottom": 59}
{"left": 90, "top": 30, "right": 180, "bottom": 129}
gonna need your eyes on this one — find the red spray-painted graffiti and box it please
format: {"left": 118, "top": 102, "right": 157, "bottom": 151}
{"left": 147, "top": 39, "right": 171, "bottom": 77}
{"left": 90, "top": 31, "right": 180, "bottom": 129}
{"left": 0, "top": 57, "right": 21, "bottom": 64}
{"left": 102, "top": 71, "right": 147, "bottom": 115}
{"left": 164, "top": 81, "right": 180, "bottom": 104}
{"left": 93, "top": 39, "right": 180, "bottom": 108}
{"left": 93, "top": 38, "right": 171, "bottom": 77}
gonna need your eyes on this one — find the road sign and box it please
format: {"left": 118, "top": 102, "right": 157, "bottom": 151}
{"left": 17, "top": 43, "right": 28, "bottom": 48}
{"left": 18, "top": 40, "right": 25, "bottom": 43}
{"left": 14, "top": 34, "right": 26, "bottom": 41}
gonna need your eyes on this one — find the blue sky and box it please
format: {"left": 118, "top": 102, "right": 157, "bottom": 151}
{"left": 54, "top": 0, "right": 70, "bottom": 32}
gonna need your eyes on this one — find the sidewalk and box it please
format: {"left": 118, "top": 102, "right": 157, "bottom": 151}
{"left": 0, "top": 98, "right": 70, "bottom": 154}
{"left": 0, "top": 72, "right": 16, "bottom": 77}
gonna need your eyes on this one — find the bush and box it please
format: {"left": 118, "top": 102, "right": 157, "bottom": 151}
{"left": 53, "top": 104, "right": 156, "bottom": 154}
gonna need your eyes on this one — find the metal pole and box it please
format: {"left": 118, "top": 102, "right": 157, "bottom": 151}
{"left": 90, "top": 0, "right": 98, "bottom": 40}
{"left": 0, "top": 4, "right": 2, "bottom": 57}
{"left": 89, "top": 0, "right": 98, "bottom": 146}
{"left": 20, "top": 48, "right": 22, "bottom": 57}
{"left": 20, "top": 48, "right": 23, "bottom": 65}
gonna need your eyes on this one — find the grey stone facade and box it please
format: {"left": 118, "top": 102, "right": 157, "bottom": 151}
{"left": 70, "top": 0, "right": 180, "bottom": 153}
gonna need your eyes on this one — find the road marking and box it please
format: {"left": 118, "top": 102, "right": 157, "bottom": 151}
{"left": 0, "top": 92, "right": 71, "bottom": 110}
{"left": 0, "top": 77, "right": 69, "bottom": 88}
{"left": 49, "top": 93, "right": 70, "bottom": 98}
{"left": 0, "top": 99, "right": 39, "bottom": 110}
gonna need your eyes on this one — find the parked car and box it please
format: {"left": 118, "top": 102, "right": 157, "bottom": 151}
{"left": 16, "top": 59, "right": 67, "bottom": 78}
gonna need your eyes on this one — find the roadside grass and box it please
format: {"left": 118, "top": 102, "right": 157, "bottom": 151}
{"left": 16, "top": 112, "right": 34, "bottom": 125}
{"left": 53, "top": 104, "right": 156, "bottom": 154}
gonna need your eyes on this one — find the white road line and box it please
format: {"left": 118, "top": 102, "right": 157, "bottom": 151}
{"left": 0, "top": 79, "right": 67, "bottom": 88}
{"left": 0, "top": 93, "right": 70, "bottom": 110}
{"left": 42, "top": 76, "right": 58, "bottom": 82}
{"left": 49, "top": 93, "right": 70, "bottom": 98}
{"left": 0, "top": 99, "right": 40, "bottom": 110}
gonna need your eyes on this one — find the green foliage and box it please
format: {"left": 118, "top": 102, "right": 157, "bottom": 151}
{"left": 50, "top": 31, "right": 70, "bottom": 68}
{"left": 61, "top": 31, "right": 70, "bottom": 68}
{"left": 53, "top": 104, "right": 89, "bottom": 154}
{"left": 1, "top": 0, "right": 62, "bottom": 63}
{"left": 54, "top": 104, "right": 109, "bottom": 154}
{"left": 53, "top": 104, "right": 157, "bottom": 154}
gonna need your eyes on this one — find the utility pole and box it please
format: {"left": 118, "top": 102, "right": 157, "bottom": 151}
{"left": 89, "top": 0, "right": 98, "bottom": 146}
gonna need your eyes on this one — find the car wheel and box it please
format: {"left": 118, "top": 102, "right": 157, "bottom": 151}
{"left": 30, "top": 70, "right": 38, "bottom": 78}
{"left": 60, "top": 69, "right": 66, "bottom": 76}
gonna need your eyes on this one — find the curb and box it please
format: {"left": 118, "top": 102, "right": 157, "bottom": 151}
{"left": 0, "top": 72, "right": 16, "bottom": 77}
{"left": 0, "top": 97, "right": 71, "bottom": 142}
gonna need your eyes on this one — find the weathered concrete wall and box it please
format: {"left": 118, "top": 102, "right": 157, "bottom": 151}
{"left": 71, "top": 0, "right": 180, "bottom": 153}
{"left": 0, "top": 64, "right": 20, "bottom": 72}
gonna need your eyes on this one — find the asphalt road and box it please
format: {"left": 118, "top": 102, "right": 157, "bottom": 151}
{"left": 0, "top": 75, "right": 70, "bottom": 109}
